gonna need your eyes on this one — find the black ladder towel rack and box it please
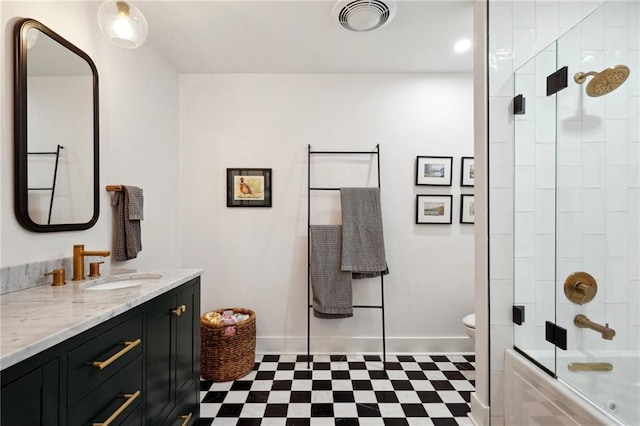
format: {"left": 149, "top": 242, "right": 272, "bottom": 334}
{"left": 27, "top": 144, "right": 63, "bottom": 225}
{"left": 306, "top": 144, "right": 386, "bottom": 369}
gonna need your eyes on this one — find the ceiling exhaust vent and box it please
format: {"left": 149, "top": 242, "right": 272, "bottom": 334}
{"left": 333, "top": 0, "right": 397, "bottom": 32}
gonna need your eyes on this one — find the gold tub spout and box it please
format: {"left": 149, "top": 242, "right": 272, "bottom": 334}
{"left": 574, "top": 314, "right": 616, "bottom": 340}
{"left": 73, "top": 244, "right": 110, "bottom": 281}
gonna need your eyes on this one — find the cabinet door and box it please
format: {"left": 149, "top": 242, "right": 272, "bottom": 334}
{"left": 175, "top": 283, "right": 200, "bottom": 400}
{"left": 1, "top": 359, "right": 59, "bottom": 426}
{"left": 166, "top": 381, "right": 198, "bottom": 426}
{"left": 146, "top": 293, "right": 176, "bottom": 424}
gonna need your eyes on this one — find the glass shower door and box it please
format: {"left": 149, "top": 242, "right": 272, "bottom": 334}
{"left": 513, "top": 42, "right": 559, "bottom": 375}
{"left": 515, "top": 2, "right": 639, "bottom": 424}
{"left": 554, "top": 1, "right": 640, "bottom": 425}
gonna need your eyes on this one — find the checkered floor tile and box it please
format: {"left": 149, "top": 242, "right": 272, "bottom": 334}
{"left": 199, "top": 354, "right": 475, "bottom": 426}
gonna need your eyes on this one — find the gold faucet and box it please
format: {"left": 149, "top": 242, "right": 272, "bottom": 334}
{"left": 73, "top": 244, "right": 111, "bottom": 281}
{"left": 574, "top": 314, "right": 616, "bottom": 340}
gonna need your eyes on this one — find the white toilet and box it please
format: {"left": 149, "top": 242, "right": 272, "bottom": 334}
{"left": 462, "top": 313, "right": 476, "bottom": 341}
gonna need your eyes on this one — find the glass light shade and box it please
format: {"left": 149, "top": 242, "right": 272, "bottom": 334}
{"left": 97, "top": 0, "right": 148, "bottom": 49}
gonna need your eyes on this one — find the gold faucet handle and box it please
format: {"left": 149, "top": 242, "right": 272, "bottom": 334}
{"left": 44, "top": 269, "right": 66, "bottom": 286}
{"left": 564, "top": 272, "right": 597, "bottom": 304}
{"left": 574, "top": 281, "right": 596, "bottom": 303}
{"left": 89, "top": 261, "right": 105, "bottom": 278}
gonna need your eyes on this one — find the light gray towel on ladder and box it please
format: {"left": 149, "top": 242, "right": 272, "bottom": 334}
{"left": 340, "top": 187, "right": 389, "bottom": 278}
{"left": 111, "top": 186, "right": 143, "bottom": 261}
{"left": 310, "top": 225, "right": 353, "bottom": 319}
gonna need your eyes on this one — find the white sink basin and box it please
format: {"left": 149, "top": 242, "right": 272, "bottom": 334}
{"left": 81, "top": 273, "right": 163, "bottom": 290}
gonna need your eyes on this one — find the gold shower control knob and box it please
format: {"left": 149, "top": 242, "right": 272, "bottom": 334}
{"left": 564, "top": 272, "right": 597, "bottom": 305}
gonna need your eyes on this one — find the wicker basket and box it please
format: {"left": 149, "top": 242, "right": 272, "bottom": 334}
{"left": 200, "top": 307, "right": 256, "bottom": 382}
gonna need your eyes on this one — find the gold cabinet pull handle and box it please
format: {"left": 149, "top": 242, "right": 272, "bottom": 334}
{"left": 179, "top": 412, "right": 193, "bottom": 426}
{"left": 171, "top": 304, "right": 187, "bottom": 316}
{"left": 92, "top": 390, "right": 140, "bottom": 426}
{"left": 92, "top": 339, "right": 141, "bottom": 370}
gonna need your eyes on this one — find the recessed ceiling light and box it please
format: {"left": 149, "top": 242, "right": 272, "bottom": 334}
{"left": 454, "top": 39, "right": 472, "bottom": 53}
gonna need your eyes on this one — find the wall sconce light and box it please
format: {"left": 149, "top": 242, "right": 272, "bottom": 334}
{"left": 97, "top": 0, "right": 148, "bottom": 49}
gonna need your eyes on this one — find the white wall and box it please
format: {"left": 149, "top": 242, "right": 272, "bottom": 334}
{"left": 470, "top": 1, "right": 490, "bottom": 424}
{"left": 180, "top": 73, "right": 475, "bottom": 354}
{"left": 1, "top": 2, "right": 181, "bottom": 272}
{"left": 1, "top": 4, "right": 4, "bottom": 268}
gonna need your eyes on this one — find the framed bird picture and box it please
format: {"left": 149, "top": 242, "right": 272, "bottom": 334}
{"left": 226, "top": 168, "right": 272, "bottom": 207}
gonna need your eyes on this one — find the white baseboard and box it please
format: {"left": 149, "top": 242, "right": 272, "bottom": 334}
{"left": 256, "top": 336, "right": 474, "bottom": 355}
{"left": 469, "top": 392, "right": 490, "bottom": 426}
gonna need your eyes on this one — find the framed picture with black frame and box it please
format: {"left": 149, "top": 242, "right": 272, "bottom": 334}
{"left": 460, "top": 194, "right": 475, "bottom": 224}
{"left": 226, "top": 168, "right": 272, "bottom": 207}
{"left": 416, "top": 194, "right": 453, "bottom": 224}
{"left": 460, "top": 157, "right": 475, "bottom": 187}
{"left": 415, "top": 156, "right": 453, "bottom": 186}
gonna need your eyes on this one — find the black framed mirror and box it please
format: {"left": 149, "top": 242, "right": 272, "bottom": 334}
{"left": 14, "top": 18, "right": 99, "bottom": 232}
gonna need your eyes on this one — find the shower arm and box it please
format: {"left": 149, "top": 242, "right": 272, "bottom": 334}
{"left": 574, "top": 314, "right": 616, "bottom": 340}
{"left": 574, "top": 71, "right": 598, "bottom": 84}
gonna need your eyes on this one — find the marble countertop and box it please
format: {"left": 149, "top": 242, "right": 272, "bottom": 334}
{"left": 0, "top": 268, "right": 202, "bottom": 370}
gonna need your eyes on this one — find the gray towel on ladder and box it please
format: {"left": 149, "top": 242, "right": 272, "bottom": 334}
{"left": 340, "top": 187, "right": 389, "bottom": 278}
{"left": 111, "top": 186, "right": 143, "bottom": 261}
{"left": 310, "top": 225, "right": 353, "bottom": 319}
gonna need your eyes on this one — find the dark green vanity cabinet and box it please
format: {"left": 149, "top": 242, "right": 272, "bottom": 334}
{"left": 0, "top": 359, "right": 60, "bottom": 425}
{"left": 146, "top": 280, "right": 201, "bottom": 425}
{"left": 1, "top": 277, "right": 201, "bottom": 426}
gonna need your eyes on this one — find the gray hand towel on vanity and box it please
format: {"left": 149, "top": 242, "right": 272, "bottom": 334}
{"left": 310, "top": 225, "right": 353, "bottom": 319}
{"left": 111, "top": 185, "right": 143, "bottom": 261}
{"left": 340, "top": 187, "right": 389, "bottom": 278}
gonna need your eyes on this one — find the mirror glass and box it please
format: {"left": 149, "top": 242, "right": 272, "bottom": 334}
{"left": 14, "top": 19, "right": 99, "bottom": 232}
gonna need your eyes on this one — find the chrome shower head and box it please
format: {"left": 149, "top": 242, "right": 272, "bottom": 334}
{"left": 574, "top": 65, "right": 630, "bottom": 97}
